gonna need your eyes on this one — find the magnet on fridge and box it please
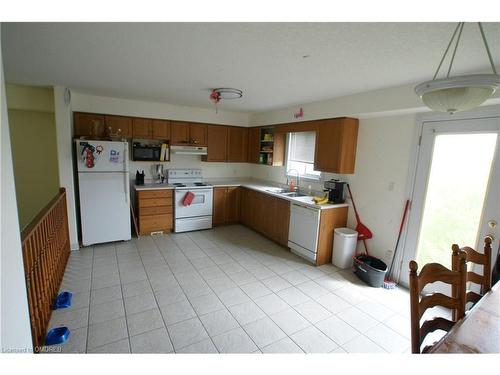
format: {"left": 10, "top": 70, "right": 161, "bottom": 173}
{"left": 109, "top": 149, "right": 120, "bottom": 163}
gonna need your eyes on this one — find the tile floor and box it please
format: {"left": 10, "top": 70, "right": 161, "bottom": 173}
{"left": 46, "top": 225, "right": 414, "bottom": 353}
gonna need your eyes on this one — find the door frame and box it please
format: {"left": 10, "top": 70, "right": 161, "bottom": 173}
{"left": 394, "top": 105, "right": 500, "bottom": 286}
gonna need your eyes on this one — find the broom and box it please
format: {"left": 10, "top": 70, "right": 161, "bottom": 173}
{"left": 346, "top": 184, "right": 372, "bottom": 255}
{"left": 383, "top": 199, "right": 410, "bottom": 289}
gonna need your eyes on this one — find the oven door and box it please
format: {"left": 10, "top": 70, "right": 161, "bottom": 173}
{"left": 174, "top": 188, "right": 213, "bottom": 218}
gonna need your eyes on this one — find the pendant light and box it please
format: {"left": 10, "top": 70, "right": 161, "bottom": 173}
{"left": 415, "top": 23, "right": 500, "bottom": 114}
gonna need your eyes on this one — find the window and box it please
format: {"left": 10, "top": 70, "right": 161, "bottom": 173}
{"left": 286, "top": 131, "right": 321, "bottom": 180}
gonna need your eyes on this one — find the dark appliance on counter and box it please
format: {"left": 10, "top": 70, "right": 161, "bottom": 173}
{"left": 135, "top": 170, "right": 145, "bottom": 185}
{"left": 324, "top": 179, "right": 346, "bottom": 204}
{"left": 132, "top": 142, "right": 161, "bottom": 161}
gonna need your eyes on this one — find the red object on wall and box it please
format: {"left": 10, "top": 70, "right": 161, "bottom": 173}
{"left": 182, "top": 191, "right": 195, "bottom": 206}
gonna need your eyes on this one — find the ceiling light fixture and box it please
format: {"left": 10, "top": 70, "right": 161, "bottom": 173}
{"left": 211, "top": 88, "right": 243, "bottom": 100}
{"left": 209, "top": 88, "right": 243, "bottom": 113}
{"left": 415, "top": 22, "right": 500, "bottom": 114}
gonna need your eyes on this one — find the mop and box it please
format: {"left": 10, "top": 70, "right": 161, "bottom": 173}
{"left": 383, "top": 199, "right": 410, "bottom": 289}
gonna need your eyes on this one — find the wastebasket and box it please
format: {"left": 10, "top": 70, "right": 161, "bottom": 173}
{"left": 332, "top": 227, "right": 358, "bottom": 269}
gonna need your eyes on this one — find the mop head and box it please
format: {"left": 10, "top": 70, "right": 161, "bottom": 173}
{"left": 382, "top": 278, "right": 397, "bottom": 289}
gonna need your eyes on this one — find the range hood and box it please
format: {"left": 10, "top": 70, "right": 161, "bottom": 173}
{"left": 170, "top": 145, "right": 208, "bottom": 155}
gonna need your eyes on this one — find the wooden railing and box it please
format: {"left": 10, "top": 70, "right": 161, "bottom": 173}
{"left": 21, "top": 188, "right": 71, "bottom": 350}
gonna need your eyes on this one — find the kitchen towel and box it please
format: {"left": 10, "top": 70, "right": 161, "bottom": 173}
{"left": 182, "top": 191, "right": 195, "bottom": 206}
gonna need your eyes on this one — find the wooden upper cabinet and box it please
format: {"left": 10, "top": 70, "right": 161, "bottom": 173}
{"left": 171, "top": 121, "right": 207, "bottom": 145}
{"left": 270, "top": 132, "right": 286, "bottom": 166}
{"left": 204, "top": 125, "right": 228, "bottom": 162}
{"left": 105, "top": 115, "right": 132, "bottom": 139}
{"left": 152, "top": 119, "right": 171, "bottom": 140}
{"left": 73, "top": 112, "right": 105, "bottom": 138}
{"left": 227, "top": 127, "right": 248, "bottom": 162}
{"left": 171, "top": 121, "right": 190, "bottom": 144}
{"left": 314, "top": 117, "right": 359, "bottom": 174}
{"left": 247, "top": 127, "right": 261, "bottom": 163}
{"left": 132, "top": 118, "right": 152, "bottom": 138}
{"left": 189, "top": 123, "right": 207, "bottom": 146}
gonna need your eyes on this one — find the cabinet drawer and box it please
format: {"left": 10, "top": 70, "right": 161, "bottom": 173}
{"left": 139, "top": 197, "right": 172, "bottom": 208}
{"left": 138, "top": 189, "right": 172, "bottom": 199}
{"left": 139, "top": 214, "right": 173, "bottom": 232}
{"left": 139, "top": 205, "right": 173, "bottom": 216}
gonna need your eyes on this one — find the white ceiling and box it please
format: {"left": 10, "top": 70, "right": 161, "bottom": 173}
{"left": 2, "top": 22, "right": 500, "bottom": 113}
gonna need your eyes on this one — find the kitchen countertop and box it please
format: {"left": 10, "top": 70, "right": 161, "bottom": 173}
{"left": 236, "top": 181, "right": 349, "bottom": 210}
{"left": 134, "top": 178, "right": 348, "bottom": 210}
{"left": 134, "top": 183, "right": 175, "bottom": 191}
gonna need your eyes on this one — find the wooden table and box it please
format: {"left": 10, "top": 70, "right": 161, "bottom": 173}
{"left": 430, "top": 281, "right": 500, "bottom": 353}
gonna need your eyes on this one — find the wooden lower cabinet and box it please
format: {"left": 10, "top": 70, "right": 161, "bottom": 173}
{"left": 239, "top": 188, "right": 290, "bottom": 247}
{"left": 213, "top": 187, "right": 240, "bottom": 226}
{"left": 316, "top": 206, "right": 348, "bottom": 266}
{"left": 136, "top": 189, "right": 173, "bottom": 235}
{"left": 239, "top": 187, "right": 347, "bottom": 264}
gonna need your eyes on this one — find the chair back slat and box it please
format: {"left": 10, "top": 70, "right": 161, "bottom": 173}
{"left": 419, "top": 293, "right": 462, "bottom": 320}
{"left": 409, "top": 250, "right": 467, "bottom": 354}
{"left": 417, "top": 263, "right": 462, "bottom": 289}
{"left": 419, "top": 317, "right": 455, "bottom": 346}
{"left": 451, "top": 237, "right": 492, "bottom": 319}
{"left": 467, "top": 271, "right": 485, "bottom": 286}
{"left": 465, "top": 291, "right": 482, "bottom": 305}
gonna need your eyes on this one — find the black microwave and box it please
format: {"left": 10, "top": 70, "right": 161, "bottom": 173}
{"left": 132, "top": 143, "right": 161, "bottom": 161}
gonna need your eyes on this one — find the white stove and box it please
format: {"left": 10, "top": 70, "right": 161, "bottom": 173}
{"left": 167, "top": 169, "right": 213, "bottom": 233}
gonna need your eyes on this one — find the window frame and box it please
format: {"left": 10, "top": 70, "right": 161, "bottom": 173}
{"left": 285, "top": 132, "right": 322, "bottom": 181}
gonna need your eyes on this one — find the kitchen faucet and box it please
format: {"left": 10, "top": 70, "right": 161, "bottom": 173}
{"left": 286, "top": 169, "right": 300, "bottom": 192}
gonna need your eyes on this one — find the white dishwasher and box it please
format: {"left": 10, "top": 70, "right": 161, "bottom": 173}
{"left": 288, "top": 203, "right": 321, "bottom": 263}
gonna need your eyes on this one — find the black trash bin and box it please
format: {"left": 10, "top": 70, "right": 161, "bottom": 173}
{"left": 353, "top": 255, "right": 388, "bottom": 287}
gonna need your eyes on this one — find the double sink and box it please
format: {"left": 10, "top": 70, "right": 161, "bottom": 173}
{"left": 263, "top": 188, "right": 323, "bottom": 207}
{"left": 264, "top": 188, "right": 306, "bottom": 197}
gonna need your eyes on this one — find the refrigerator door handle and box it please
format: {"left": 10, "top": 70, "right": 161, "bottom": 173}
{"left": 123, "top": 143, "right": 128, "bottom": 172}
{"left": 123, "top": 172, "right": 128, "bottom": 203}
{"left": 123, "top": 142, "right": 129, "bottom": 204}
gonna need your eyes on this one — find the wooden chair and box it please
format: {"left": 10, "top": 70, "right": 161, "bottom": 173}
{"left": 409, "top": 250, "right": 467, "bottom": 354}
{"left": 451, "top": 236, "right": 492, "bottom": 320}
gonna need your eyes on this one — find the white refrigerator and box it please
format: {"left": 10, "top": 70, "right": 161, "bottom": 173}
{"left": 75, "top": 139, "right": 131, "bottom": 246}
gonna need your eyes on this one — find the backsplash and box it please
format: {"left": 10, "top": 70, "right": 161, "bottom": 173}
{"left": 250, "top": 164, "right": 350, "bottom": 195}
{"left": 129, "top": 154, "right": 252, "bottom": 183}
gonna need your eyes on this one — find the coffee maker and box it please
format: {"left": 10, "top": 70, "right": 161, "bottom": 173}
{"left": 324, "top": 179, "right": 346, "bottom": 204}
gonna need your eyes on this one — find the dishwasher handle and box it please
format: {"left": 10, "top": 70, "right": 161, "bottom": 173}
{"left": 291, "top": 203, "right": 320, "bottom": 212}
{"left": 291, "top": 203, "right": 321, "bottom": 219}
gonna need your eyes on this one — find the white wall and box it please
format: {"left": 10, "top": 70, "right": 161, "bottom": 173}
{"left": 249, "top": 81, "right": 500, "bottom": 126}
{"left": 71, "top": 92, "right": 250, "bottom": 126}
{"left": 54, "top": 87, "right": 80, "bottom": 250}
{"left": 0, "top": 30, "right": 33, "bottom": 352}
{"left": 346, "top": 114, "right": 417, "bottom": 264}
